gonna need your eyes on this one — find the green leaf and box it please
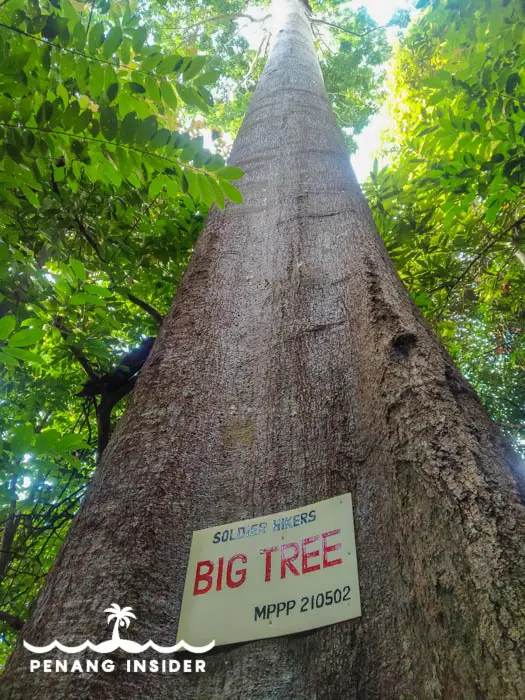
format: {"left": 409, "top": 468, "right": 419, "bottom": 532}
{"left": 20, "top": 318, "right": 43, "bottom": 328}
{"left": 20, "top": 185, "right": 40, "bottom": 208}
{"left": 160, "top": 81, "right": 178, "bottom": 110}
{"left": 486, "top": 198, "right": 501, "bottom": 223}
{"left": 56, "top": 83, "right": 69, "bottom": 108}
{"left": 134, "top": 115, "right": 158, "bottom": 146}
{"left": 176, "top": 84, "right": 204, "bottom": 108}
{"left": 34, "top": 429, "right": 61, "bottom": 454}
{"left": 140, "top": 53, "right": 163, "bottom": 72}
{"left": 183, "top": 168, "right": 200, "bottom": 199}
{"left": 9, "top": 328, "right": 45, "bottom": 347}
{"left": 88, "top": 22, "right": 105, "bottom": 54}
{"left": 72, "top": 21, "right": 87, "bottom": 51}
{"left": 55, "top": 434, "right": 90, "bottom": 452}
{"left": 11, "top": 424, "right": 34, "bottom": 455}
{"left": 70, "top": 259, "right": 87, "bottom": 281}
{"left": 61, "top": 0, "right": 80, "bottom": 23}
{"left": 220, "top": 179, "right": 243, "bottom": 204}
{"left": 148, "top": 174, "right": 165, "bottom": 198}
{"left": 193, "top": 70, "right": 220, "bottom": 87}
{"left": 0, "top": 315, "right": 16, "bottom": 340}
{"left": 100, "top": 106, "right": 118, "bottom": 141}
{"left": 121, "top": 111, "right": 139, "bottom": 142}
{"left": 132, "top": 27, "right": 148, "bottom": 53}
{"left": 157, "top": 55, "right": 182, "bottom": 75}
{"left": 183, "top": 56, "right": 207, "bottom": 81}
{"left": 70, "top": 293, "right": 92, "bottom": 305}
{"left": 63, "top": 101, "right": 80, "bottom": 129}
{"left": 0, "top": 97, "right": 14, "bottom": 122}
{"left": 505, "top": 73, "right": 520, "bottom": 95}
{"left": 210, "top": 177, "right": 225, "bottom": 210}
{"left": 198, "top": 174, "right": 215, "bottom": 207}
{"left": 83, "top": 284, "right": 112, "bottom": 297}
{"left": 2, "top": 347, "right": 43, "bottom": 365}
{"left": 70, "top": 293, "right": 106, "bottom": 306}
{"left": 36, "top": 101, "right": 53, "bottom": 125}
{"left": 106, "top": 83, "right": 119, "bottom": 103}
{"left": 102, "top": 25, "right": 123, "bottom": 59}
{"left": 149, "top": 128, "right": 171, "bottom": 149}
{"left": 164, "top": 175, "right": 180, "bottom": 197}
{"left": 128, "top": 82, "right": 146, "bottom": 94}
{"left": 197, "top": 87, "right": 214, "bottom": 108}
{"left": 492, "top": 97, "right": 503, "bottom": 122}
{"left": 73, "top": 110, "right": 92, "bottom": 134}
{"left": 215, "top": 166, "right": 244, "bottom": 180}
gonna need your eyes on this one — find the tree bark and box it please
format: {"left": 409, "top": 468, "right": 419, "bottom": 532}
{"left": 2, "top": 0, "right": 525, "bottom": 697}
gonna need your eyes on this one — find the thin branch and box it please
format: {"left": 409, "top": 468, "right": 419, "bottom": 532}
{"left": 1, "top": 123, "right": 185, "bottom": 170}
{"left": 72, "top": 210, "right": 163, "bottom": 324}
{"left": 109, "top": 193, "right": 163, "bottom": 263}
{"left": 73, "top": 214, "right": 108, "bottom": 264}
{"left": 124, "top": 291, "right": 164, "bottom": 324}
{"left": 0, "top": 476, "right": 20, "bottom": 582}
{"left": 436, "top": 213, "right": 525, "bottom": 318}
{"left": 0, "top": 22, "right": 155, "bottom": 81}
{"left": 52, "top": 316, "right": 95, "bottom": 378}
{"left": 313, "top": 24, "right": 335, "bottom": 58}
{"left": 96, "top": 377, "right": 137, "bottom": 459}
{"left": 312, "top": 18, "right": 386, "bottom": 39}
{"left": 85, "top": 0, "right": 96, "bottom": 34}
{"left": 183, "top": 12, "right": 271, "bottom": 33}
{"left": 243, "top": 31, "right": 270, "bottom": 86}
{"left": 0, "top": 610, "right": 24, "bottom": 631}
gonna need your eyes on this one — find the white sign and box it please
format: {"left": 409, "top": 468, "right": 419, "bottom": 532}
{"left": 177, "top": 493, "right": 361, "bottom": 646}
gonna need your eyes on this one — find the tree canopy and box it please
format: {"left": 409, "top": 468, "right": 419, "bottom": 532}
{"left": 364, "top": 0, "right": 525, "bottom": 450}
{"left": 0, "top": 0, "right": 523, "bottom": 669}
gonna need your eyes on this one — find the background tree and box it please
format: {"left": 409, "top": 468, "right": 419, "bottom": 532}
{"left": 364, "top": 0, "right": 525, "bottom": 450}
{"left": 2, "top": 0, "right": 525, "bottom": 698}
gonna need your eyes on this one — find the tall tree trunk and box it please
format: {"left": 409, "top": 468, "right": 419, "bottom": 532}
{"left": 2, "top": 0, "right": 525, "bottom": 697}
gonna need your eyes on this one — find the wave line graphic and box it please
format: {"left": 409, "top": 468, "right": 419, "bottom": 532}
{"left": 23, "top": 639, "right": 215, "bottom": 655}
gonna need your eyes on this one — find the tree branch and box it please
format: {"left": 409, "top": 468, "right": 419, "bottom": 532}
{"left": 1, "top": 123, "right": 186, "bottom": 170}
{"left": 74, "top": 214, "right": 108, "bottom": 264}
{"left": 0, "top": 610, "right": 24, "bottom": 631}
{"left": 96, "top": 378, "right": 137, "bottom": 459}
{"left": 124, "top": 291, "right": 164, "bottom": 325}
{"left": 85, "top": 0, "right": 96, "bottom": 34}
{"left": 312, "top": 18, "right": 385, "bottom": 39}
{"left": 436, "top": 213, "right": 525, "bottom": 318}
{"left": 0, "top": 22, "right": 155, "bottom": 81}
{"left": 243, "top": 31, "right": 271, "bottom": 86}
{"left": 52, "top": 317, "right": 96, "bottom": 378}
{"left": 183, "top": 12, "right": 271, "bottom": 33}
{"left": 0, "top": 477, "right": 20, "bottom": 582}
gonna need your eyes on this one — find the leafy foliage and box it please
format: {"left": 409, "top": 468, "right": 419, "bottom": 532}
{"left": 312, "top": 5, "right": 406, "bottom": 152}
{"left": 364, "top": 0, "right": 525, "bottom": 451}
{"left": 0, "top": 0, "right": 244, "bottom": 664}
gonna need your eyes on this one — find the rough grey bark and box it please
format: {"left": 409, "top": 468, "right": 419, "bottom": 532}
{"left": 2, "top": 0, "right": 525, "bottom": 697}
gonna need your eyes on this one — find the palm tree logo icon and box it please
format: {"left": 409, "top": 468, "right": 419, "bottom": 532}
{"left": 23, "top": 603, "right": 214, "bottom": 654}
{"left": 104, "top": 604, "right": 137, "bottom": 645}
